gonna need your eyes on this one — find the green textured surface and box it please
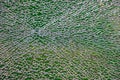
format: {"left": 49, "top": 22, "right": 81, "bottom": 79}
{"left": 0, "top": 0, "right": 120, "bottom": 80}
